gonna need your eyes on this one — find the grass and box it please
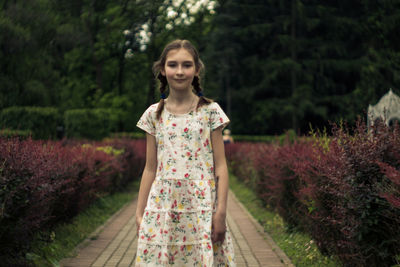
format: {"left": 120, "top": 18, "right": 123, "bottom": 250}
{"left": 27, "top": 172, "right": 339, "bottom": 267}
{"left": 22, "top": 171, "right": 398, "bottom": 267}
{"left": 229, "top": 172, "right": 339, "bottom": 267}
{"left": 28, "top": 180, "right": 140, "bottom": 267}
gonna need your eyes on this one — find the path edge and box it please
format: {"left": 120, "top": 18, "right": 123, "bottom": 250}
{"left": 229, "top": 189, "right": 295, "bottom": 267}
{"left": 59, "top": 200, "right": 133, "bottom": 266}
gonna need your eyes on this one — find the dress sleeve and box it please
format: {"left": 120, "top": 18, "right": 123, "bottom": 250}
{"left": 136, "top": 105, "right": 157, "bottom": 136}
{"left": 209, "top": 102, "right": 230, "bottom": 131}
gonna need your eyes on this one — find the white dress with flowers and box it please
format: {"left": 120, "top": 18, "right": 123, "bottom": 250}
{"left": 135, "top": 102, "right": 235, "bottom": 266}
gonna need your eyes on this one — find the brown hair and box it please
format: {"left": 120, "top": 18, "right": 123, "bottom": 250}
{"left": 153, "top": 39, "right": 213, "bottom": 119}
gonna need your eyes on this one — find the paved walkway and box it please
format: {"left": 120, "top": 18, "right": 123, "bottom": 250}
{"left": 60, "top": 191, "right": 293, "bottom": 267}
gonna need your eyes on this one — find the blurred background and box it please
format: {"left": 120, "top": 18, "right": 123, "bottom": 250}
{"left": 1, "top": 0, "right": 399, "bottom": 137}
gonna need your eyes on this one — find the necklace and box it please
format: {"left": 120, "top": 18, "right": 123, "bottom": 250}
{"left": 166, "top": 94, "right": 196, "bottom": 114}
{"left": 186, "top": 95, "right": 196, "bottom": 113}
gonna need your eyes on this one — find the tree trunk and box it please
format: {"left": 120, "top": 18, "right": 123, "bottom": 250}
{"left": 146, "top": 8, "right": 158, "bottom": 106}
{"left": 225, "top": 59, "right": 232, "bottom": 128}
{"left": 291, "top": 0, "right": 298, "bottom": 131}
{"left": 94, "top": 15, "right": 103, "bottom": 91}
{"left": 117, "top": 51, "right": 125, "bottom": 96}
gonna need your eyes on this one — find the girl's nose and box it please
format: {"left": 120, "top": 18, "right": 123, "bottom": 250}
{"left": 176, "top": 65, "right": 184, "bottom": 75}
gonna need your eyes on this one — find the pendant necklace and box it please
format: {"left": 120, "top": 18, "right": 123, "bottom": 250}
{"left": 186, "top": 95, "right": 196, "bottom": 114}
{"left": 167, "top": 94, "right": 196, "bottom": 114}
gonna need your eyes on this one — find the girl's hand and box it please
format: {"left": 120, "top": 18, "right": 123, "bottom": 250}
{"left": 212, "top": 211, "right": 227, "bottom": 244}
{"left": 136, "top": 215, "right": 143, "bottom": 235}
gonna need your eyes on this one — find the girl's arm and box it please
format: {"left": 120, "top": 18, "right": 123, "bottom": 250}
{"left": 136, "top": 133, "right": 157, "bottom": 231}
{"left": 211, "top": 126, "right": 229, "bottom": 243}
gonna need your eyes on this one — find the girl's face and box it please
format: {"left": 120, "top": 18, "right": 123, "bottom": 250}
{"left": 161, "top": 48, "right": 198, "bottom": 93}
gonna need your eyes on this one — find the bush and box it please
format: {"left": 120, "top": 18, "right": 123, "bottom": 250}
{"left": 64, "top": 109, "right": 118, "bottom": 140}
{"left": 110, "top": 132, "right": 146, "bottom": 139}
{"left": 298, "top": 121, "right": 400, "bottom": 267}
{"left": 232, "top": 129, "right": 298, "bottom": 144}
{"left": 0, "top": 137, "right": 146, "bottom": 265}
{"left": 0, "top": 106, "right": 60, "bottom": 139}
{"left": 256, "top": 142, "right": 314, "bottom": 231}
{"left": 0, "top": 128, "right": 31, "bottom": 139}
{"left": 226, "top": 120, "right": 400, "bottom": 267}
{"left": 225, "top": 142, "right": 259, "bottom": 186}
{"left": 103, "top": 138, "right": 146, "bottom": 190}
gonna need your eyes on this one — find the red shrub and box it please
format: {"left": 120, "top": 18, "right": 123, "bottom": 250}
{"left": 227, "top": 120, "right": 400, "bottom": 266}
{"left": 0, "top": 137, "right": 146, "bottom": 264}
{"left": 103, "top": 138, "right": 146, "bottom": 191}
{"left": 225, "top": 142, "right": 259, "bottom": 185}
{"left": 378, "top": 162, "right": 400, "bottom": 208}
{"left": 258, "top": 141, "right": 315, "bottom": 230}
{"left": 308, "top": 121, "right": 400, "bottom": 266}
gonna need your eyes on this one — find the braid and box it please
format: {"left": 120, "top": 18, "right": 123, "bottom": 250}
{"left": 192, "top": 76, "right": 212, "bottom": 109}
{"left": 156, "top": 73, "right": 168, "bottom": 119}
{"left": 192, "top": 76, "right": 202, "bottom": 92}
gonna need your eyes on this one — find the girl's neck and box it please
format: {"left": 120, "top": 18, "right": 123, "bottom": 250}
{"left": 167, "top": 89, "right": 195, "bottom": 104}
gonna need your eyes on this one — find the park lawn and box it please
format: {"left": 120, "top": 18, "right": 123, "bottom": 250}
{"left": 229, "top": 172, "right": 339, "bottom": 267}
{"left": 27, "top": 180, "right": 140, "bottom": 267}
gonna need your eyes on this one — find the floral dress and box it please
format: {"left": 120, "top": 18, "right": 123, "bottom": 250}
{"left": 135, "top": 102, "right": 236, "bottom": 266}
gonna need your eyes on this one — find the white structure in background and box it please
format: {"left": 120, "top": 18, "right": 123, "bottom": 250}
{"left": 368, "top": 89, "right": 400, "bottom": 126}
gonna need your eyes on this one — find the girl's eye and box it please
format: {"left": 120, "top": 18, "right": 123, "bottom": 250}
{"left": 166, "top": 62, "right": 193, "bottom": 68}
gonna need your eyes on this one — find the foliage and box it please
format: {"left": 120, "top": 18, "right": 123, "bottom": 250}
{"left": 0, "top": 128, "right": 32, "bottom": 139}
{"left": 0, "top": 137, "right": 145, "bottom": 266}
{"left": 297, "top": 121, "right": 400, "bottom": 267}
{"left": 64, "top": 108, "right": 118, "bottom": 140}
{"left": 226, "top": 120, "right": 400, "bottom": 266}
{"left": 0, "top": 0, "right": 59, "bottom": 109}
{"left": 102, "top": 138, "right": 146, "bottom": 191}
{"left": 29, "top": 180, "right": 140, "bottom": 267}
{"left": 0, "top": 106, "right": 60, "bottom": 139}
{"left": 207, "top": 0, "right": 400, "bottom": 134}
{"left": 0, "top": 0, "right": 216, "bottom": 135}
{"left": 1, "top": 0, "right": 400, "bottom": 135}
{"left": 110, "top": 132, "right": 146, "bottom": 139}
{"left": 229, "top": 173, "right": 339, "bottom": 267}
{"left": 232, "top": 129, "right": 298, "bottom": 144}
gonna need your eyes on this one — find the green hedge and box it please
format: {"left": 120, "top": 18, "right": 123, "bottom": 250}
{"left": 233, "top": 129, "right": 297, "bottom": 144}
{"left": 64, "top": 109, "right": 117, "bottom": 140}
{"left": 0, "top": 128, "right": 32, "bottom": 139}
{"left": 110, "top": 132, "right": 145, "bottom": 139}
{"left": 109, "top": 131, "right": 297, "bottom": 143}
{"left": 0, "top": 106, "right": 59, "bottom": 139}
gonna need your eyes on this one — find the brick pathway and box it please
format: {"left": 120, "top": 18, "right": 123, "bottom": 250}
{"left": 60, "top": 191, "right": 293, "bottom": 267}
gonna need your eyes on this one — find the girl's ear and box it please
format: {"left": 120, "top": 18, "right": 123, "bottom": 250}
{"left": 160, "top": 68, "right": 166, "bottom": 76}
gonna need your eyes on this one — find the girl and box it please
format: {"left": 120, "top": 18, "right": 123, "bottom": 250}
{"left": 135, "top": 39, "right": 235, "bottom": 266}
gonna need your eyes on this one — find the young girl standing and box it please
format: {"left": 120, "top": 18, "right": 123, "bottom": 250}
{"left": 135, "top": 39, "right": 235, "bottom": 266}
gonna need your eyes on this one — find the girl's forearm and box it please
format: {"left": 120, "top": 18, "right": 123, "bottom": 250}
{"left": 216, "top": 164, "right": 229, "bottom": 215}
{"left": 136, "top": 169, "right": 156, "bottom": 217}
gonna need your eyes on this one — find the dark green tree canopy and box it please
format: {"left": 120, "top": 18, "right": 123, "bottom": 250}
{"left": 1, "top": 0, "right": 399, "bottom": 135}
{"left": 205, "top": 0, "right": 400, "bottom": 134}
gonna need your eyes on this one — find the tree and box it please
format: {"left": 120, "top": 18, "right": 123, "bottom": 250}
{"left": 207, "top": 0, "right": 400, "bottom": 134}
{"left": 0, "top": 0, "right": 59, "bottom": 108}
{"left": 133, "top": 0, "right": 217, "bottom": 106}
{"left": 0, "top": 0, "right": 217, "bottom": 132}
